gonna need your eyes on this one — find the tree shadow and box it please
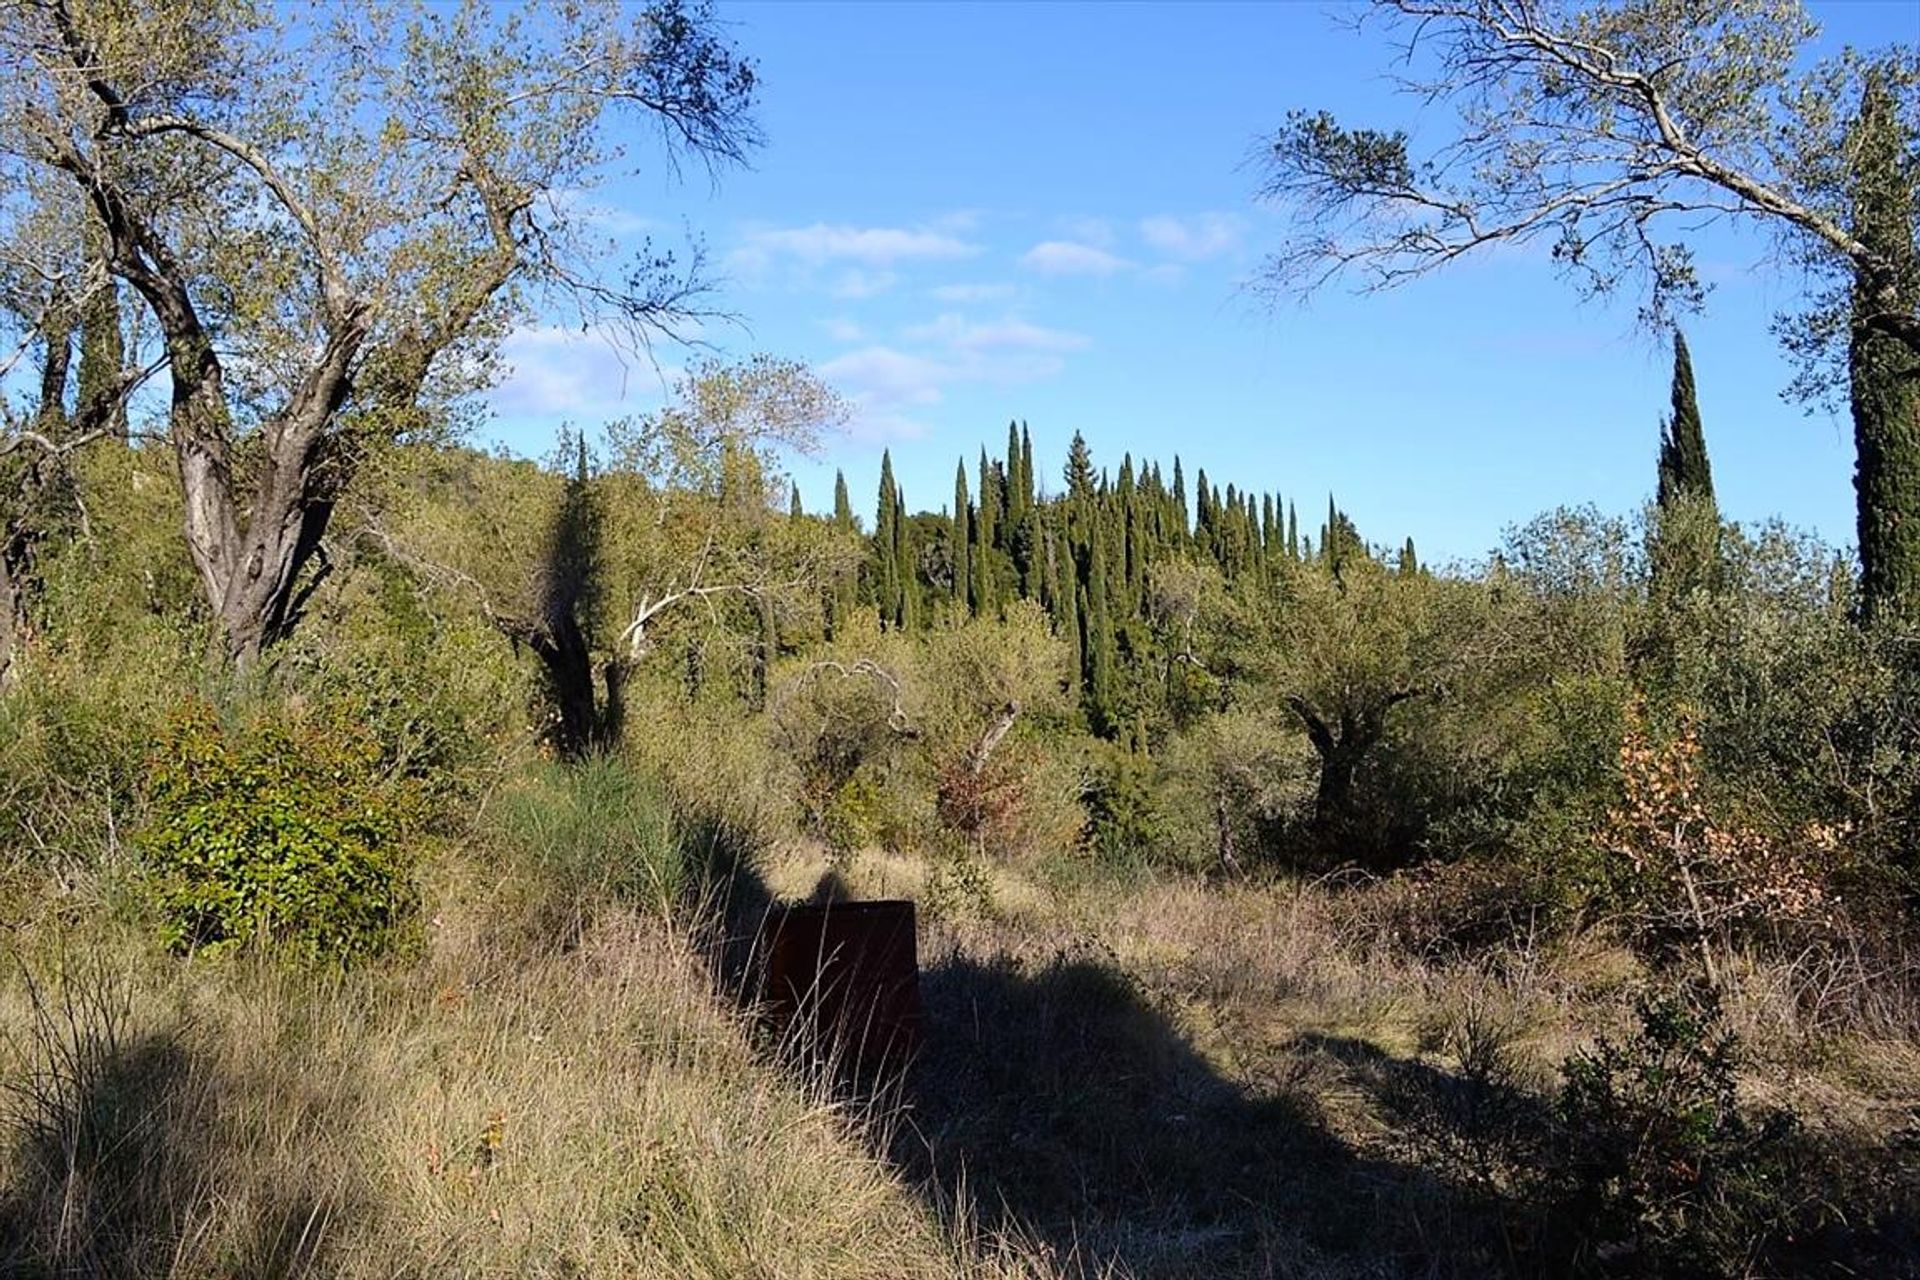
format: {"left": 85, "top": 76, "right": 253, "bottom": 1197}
{"left": 686, "top": 848, "right": 1540, "bottom": 1278}
{"left": 890, "top": 948, "right": 1535, "bottom": 1278}
{"left": 0, "top": 992, "right": 354, "bottom": 1279}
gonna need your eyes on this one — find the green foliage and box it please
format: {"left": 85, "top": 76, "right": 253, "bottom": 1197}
{"left": 1082, "top": 744, "right": 1168, "bottom": 870}
{"left": 488, "top": 757, "right": 684, "bottom": 946}
{"left": 136, "top": 702, "right": 423, "bottom": 963}
{"left": 1847, "top": 66, "right": 1920, "bottom": 629}
{"left": 1553, "top": 985, "right": 1803, "bottom": 1276}
{"left": 1656, "top": 329, "right": 1716, "bottom": 511}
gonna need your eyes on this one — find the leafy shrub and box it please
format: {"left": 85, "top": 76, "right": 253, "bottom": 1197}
{"left": 136, "top": 701, "right": 423, "bottom": 963}
{"left": 1601, "top": 710, "right": 1841, "bottom": 975}
{"left": 1082, "top": 743, "right": 1167, "bottom": 870}
{"left": 1552, "top": 984, "right": 1802, "bottom": 1276}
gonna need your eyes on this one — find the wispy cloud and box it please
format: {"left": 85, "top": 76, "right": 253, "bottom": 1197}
{"left": 492, "top": 325, "right": 676, "bottom": 421}
{"left": 822, "top": 311, "right": 1093, "bottom": 442}
{"left": 1140, "top": 212, "right": 1247, "bottom": 261}
{"left": 1058, "top": 216, "right": 1119, "bottom": 249}
{"left": 904, "top": 313, "right": 1090, "bottom": 355}
{"left": 929, "top": 281, "right": 1018, "bottom": 303}
{"left": 829, "top": 269, "right": 901, "bottom": 299}
{"left": 1019, "top": 240, "right": 1132, "bottom": 277}
{"left": 730, "top": 221, "right": 981, "bottom": 276}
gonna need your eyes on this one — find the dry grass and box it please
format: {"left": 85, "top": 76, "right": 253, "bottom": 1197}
{"left": 0, "top": 862, "right": 1060, "bottom": 1280}
{"left": 760, "top": 843, "right": 1920, "bottom": 1278}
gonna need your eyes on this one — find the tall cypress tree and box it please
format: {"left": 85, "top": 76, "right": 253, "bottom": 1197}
{"left": 893, "top": 489, "right": 916, "bottom": 630}
{"left": 1006, "top": 421, "right": 1027, "bottom": 524}
{"left": 1084, "top": 515, "right": 1116, "bottom": 736}
{"left": 1399, "top": 537, "right": 1419, "bottom": 575}
{"left": 874, "top": 453, "right": 899, "bottom": 624}
{"left": 1656, "top": 329, "right": 1716, "bottom": 510}
{"left": 833, "top": 470, "right": 854, "bottom": 533}
{"left": 1057, "top": 533, "right": 1082, "bottom": 697}
{"left": 1848, "top": 66, "right": 1920, "bottom": 626}
{"left": 1171, "top": 457, "right": 1188, "bottom": 535}
{"left": 1020, "top": 424, "right": 1036, "bottom": 508}
{"left": 789, "top": 482, "right": 803, "bottom": 520}
{"left": 953, "top": 460, "right": 973, "bottom": 611}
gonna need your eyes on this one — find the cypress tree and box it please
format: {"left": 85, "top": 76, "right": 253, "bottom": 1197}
{"left": 1006, "top": 421, "right": 1027, "bottom": 524}
{"left": 1085, "top": 516, "right": 1116, "bottom": 736}
{"left": 1656, "top": 329, "right": 1716, "bottom": 510}
{"left": 1172, "top": 457, "right": 1189, "bottom": 534}
{"left": 953, "top": 460, "right": 973, "bottom": 610}
{"left": 1056, "top": 531, "right": 1082, "bottom": 697}
{"left": 1399, "top": 537, "right": 1419, "bottom": 575}
{"left": 789, "top": 482, "right": 804, "bottom": 520}
{"left": 1848, "top": 66, "right": 1920, "bottom": 626}
{"left": 833, "top": 470, "right": 854, "bottom": 533}
{"left": 1021, "top": 424, "right": 1035, "bottom": 508}
{"left": 1287, "top": 501, "right": 1299, "bottom": 561}
{"left": 874, "top": 453, "right": 899, "bottom": 624}
{"left": 893, "top": 489, "right": 916, "bottom": 630}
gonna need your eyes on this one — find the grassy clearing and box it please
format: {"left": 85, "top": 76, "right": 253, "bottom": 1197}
{"left": 755, "top": 843, "right": 1920, "bottom": 1279}
{"left": 0, "top": 770, "right": 1060, "bottom": 1280}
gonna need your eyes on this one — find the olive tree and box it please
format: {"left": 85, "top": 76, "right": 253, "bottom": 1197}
{"left": 368, "top": 357, "right": 851, "bottom": 757}
{"left": 1, "top": 0, "right": 756, "bottom": 666}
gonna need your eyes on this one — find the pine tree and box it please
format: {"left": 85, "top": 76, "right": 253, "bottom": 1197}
{"left": 1656, "top": 329, "right": 1716, "bottom": 510}
{"left": 1848, "top": 65, "right": 1920, "bottom": 626}
{"left": 953, "top": 460, "right": 972, "bottom": 611}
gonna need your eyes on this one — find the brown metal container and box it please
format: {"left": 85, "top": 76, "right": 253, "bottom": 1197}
{"left": 762, "top": 899, "right": 922, "bottom": 1076}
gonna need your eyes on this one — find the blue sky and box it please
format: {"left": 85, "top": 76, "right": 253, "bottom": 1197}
{"left": 487, "top": 0, "right": 1919, "bottom": 566}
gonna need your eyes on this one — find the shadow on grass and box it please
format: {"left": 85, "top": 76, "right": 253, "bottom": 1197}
{"left": 685, "top": 845, "right": 1538, "bottom": 1278}
{"left": 0, "top": 978, "right": 353, "bottom": 1280}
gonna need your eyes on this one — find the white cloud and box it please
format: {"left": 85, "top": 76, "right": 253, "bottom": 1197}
{"left": 1019, "top": 240, "right": 1132, "bottom": 277}
{"left": 1140, "top": 212, "right": 1248, "bottom": 261}
{"left": 904, "top": 313, "right": 1090, "bottom": 354}
{"left": 491, "top": 325, "right": 675, "bottom": 420}
{"left": 1058, "top": 216, "right": 1118, "bottom": 249}
{"left": 829, "top": 269, "right": 901, "bottom": 299}
{"left": 929, "top": 281, "right": 1018, "bottom": 303}
{"left": 820, "top": 347, "right": 948, "bottom": 408}
{"left": 820, "top": 312, "right": 1093, "bottom": 442}
{"left": 822, "top": 317, "right": 867, "bottom": 342}
{"left": 731, "top": 222, "right": 980, "bottom": 272}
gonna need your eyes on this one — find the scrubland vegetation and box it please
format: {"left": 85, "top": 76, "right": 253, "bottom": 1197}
{"left": 4, "top": 389, "right": 1919, "bottom": 1276}
{"left": 4, "top": 0, "right": 1920, "bottom": 1276}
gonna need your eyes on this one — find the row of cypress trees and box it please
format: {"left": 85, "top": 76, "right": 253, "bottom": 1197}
{"left": 825, "top": 421, "right": 1393, "bottom": 737}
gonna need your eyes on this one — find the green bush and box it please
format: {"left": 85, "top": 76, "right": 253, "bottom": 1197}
{"left": 1552, "top": 984, "right": 1803, "bottom": 1276}
{"left": 136, "top": 701, "right": 423, "bottom": 963}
